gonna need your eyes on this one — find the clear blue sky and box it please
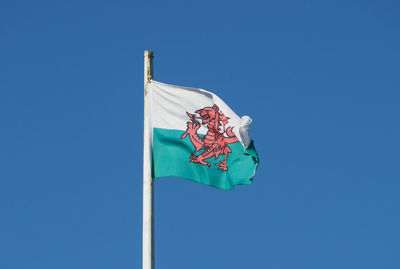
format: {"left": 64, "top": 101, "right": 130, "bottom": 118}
{"left": 1, "top": 0, "right": 399, "bottom": 268}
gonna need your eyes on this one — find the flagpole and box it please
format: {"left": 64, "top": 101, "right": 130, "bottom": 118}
{"left": 143, "top": 50, "right": 154, "bottom": 269}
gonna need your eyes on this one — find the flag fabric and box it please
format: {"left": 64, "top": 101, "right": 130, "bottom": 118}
{"left": 147, "top": 80, "right": 259, "bottom": 190}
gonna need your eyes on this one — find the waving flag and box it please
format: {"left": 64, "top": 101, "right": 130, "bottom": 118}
{"left": 147, "top": 80, "right": 258, "bottom": 190}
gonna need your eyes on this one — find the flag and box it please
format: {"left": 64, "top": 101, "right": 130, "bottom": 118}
{"left": 147, "top": 80, "right": 259, "bottom": 190}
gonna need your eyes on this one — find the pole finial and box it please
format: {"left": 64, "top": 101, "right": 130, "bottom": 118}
{"left": 144, "top": 50, "right": 154, "bottom": 84}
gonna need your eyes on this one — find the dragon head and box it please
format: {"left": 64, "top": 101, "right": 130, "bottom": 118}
{"left": 195, "top": 104, "right": 219, "bottom": 125}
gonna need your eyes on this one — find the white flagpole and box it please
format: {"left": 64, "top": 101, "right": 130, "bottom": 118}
{"left": 143, "top": 50, "right": 154, "bottom": 269}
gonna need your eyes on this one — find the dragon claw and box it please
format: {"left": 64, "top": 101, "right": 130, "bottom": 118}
{"left": 215, "top": 160, "right": 228, "bottom": 171}
{"left": 189, "top": 154, "right": 212, "bottom": 167}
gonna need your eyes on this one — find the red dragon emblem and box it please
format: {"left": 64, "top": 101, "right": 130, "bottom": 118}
{"left": 180, "top": 104, "right": 239, "bottom": 171}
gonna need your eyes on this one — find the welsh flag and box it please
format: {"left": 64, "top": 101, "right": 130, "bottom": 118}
{"left": 147, "top": 80, "right": 259, "bottom": 190}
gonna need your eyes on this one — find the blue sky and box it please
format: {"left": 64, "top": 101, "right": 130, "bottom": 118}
{"left": 1, "top": 0, "right": 399, "bottom": 268}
